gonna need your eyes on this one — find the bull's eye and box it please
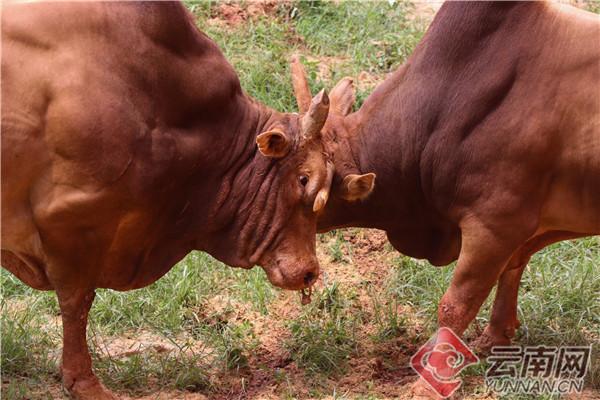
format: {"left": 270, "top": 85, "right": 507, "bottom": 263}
{"left": 299, "top": 175, "right": 309, "bottom": 187}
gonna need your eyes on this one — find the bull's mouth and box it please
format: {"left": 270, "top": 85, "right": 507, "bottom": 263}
{"left": 262, "top": 257, "right": 320, "bottom": 292}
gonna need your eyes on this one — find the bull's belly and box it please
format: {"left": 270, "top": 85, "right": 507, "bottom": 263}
{"left": 2, "top": 227, "right": 191, "bottom": 293}
{"left": 538, "top": 120, "right": 600, "bottom": 234}
{"left": 386, "top": 223, "right": 462, "bottom": 267}
{"left": 1, "top": 242, "right": 188, "bottom": 292}
{"left": 539, "top": 170, "right": 600, "bottom": 234}
{"left": 2, "top": 126, "right": 192, "bottom": 292}
{"left": 2, "top": 185, "right": 192, "bottom": 292}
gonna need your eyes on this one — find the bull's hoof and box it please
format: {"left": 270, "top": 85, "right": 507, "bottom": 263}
{"left": 471, "top": 325, "right": 512, "bottom": 354}
{"left": 68, "top": 376, "right": 119, "bottom": 400}
{"left": 410, "top": 378, "right": 442, "bottom": 399}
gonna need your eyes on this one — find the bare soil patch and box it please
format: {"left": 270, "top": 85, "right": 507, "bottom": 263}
{"left": 208, "top": 1, "right": 283, "bottom": 26}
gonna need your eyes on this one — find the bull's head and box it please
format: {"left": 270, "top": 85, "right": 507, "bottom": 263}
{"left": 289, "top": 56, "right": 376, "bottom": 231}
{"left": 245, "top": 83, "right": 335, "bottom": 293}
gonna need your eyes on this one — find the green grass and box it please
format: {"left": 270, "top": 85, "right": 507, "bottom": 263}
{"left": 187, "top": 0, "right": 427, "bottom": 111}
{"left": 285, "top": 283, "right": 359, "bottom": 376}
{"left": 2, "top": 1, "right": 599, "bottom": 399}
{"left": 369, "top": 290, "right": 407, "bottom": 343}
{"left": 383, "top": 237, "right": 600, "bottom": 397}
{"left": 86, "top": 252, "right": 275, "bottom": 336}
{"left": 385, "top": 238, "right": 600, "bottom": 341}
{"left": 94, "top": 345, "right": 212, "bottom": 394}
{"left": 0, "top": 299, "right": 60, "bottom": 379}
{"left": 583, "top": 0, "right": 600, "bottom": 14}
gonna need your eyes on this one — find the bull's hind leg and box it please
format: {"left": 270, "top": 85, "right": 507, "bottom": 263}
{"left": 473, "top": 231, "right": 586, "bottom": 352}
{"left": 57, "top": 288, "right": 118, "bottom": 400}
{"left": 471, "top": 264, "right": 525, "bottom": 351}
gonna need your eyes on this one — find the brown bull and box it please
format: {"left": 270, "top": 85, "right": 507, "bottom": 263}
{"left": 293, "top": 1, "right": 599, "bottom": 395}
{"left": 1, "top": 2, "right": 345, "bottom": 398}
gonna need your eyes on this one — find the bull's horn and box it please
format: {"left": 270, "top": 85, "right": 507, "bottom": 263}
{"left": 313, "top": 161, "right": 335, "bottom": 212}
{"left": 302, "top": 89, "right": 329, "bottom": 140}
{"left": 290, "top": 54, "right": 311, "bottom": 113}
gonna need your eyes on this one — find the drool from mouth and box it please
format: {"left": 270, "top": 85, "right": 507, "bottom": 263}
{"left": 300, "top": 286, "right": 312, "bottom": 305}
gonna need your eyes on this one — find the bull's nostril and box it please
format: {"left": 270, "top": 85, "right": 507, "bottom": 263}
{"left": 304, "top": 271, "right": 316, "bottom": 285}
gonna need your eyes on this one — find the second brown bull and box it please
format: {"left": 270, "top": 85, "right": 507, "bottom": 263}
{"left": 291, "top": 1, "right": 599, "bottom": 396}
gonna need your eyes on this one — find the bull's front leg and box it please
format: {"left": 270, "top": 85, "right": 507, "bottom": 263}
{"left": 57, "top": 288, "right": 118, "bottom": 400}
{"left": 411, "top": 217, "right": 525, "bottom": 399}
{"left": 436, "top": 220, "right": 519, "bottom": 335}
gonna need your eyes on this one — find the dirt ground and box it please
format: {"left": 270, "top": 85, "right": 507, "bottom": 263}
{"left": 32, "top": 229, "right": 594, "bottom": 399}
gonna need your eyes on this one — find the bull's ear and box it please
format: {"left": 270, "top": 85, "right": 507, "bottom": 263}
{"left": 330, "top": 77, "right": 355, "bottom": 116}
{"left": 256, "top": 129, "right": 290, "bottom": 158}
{"left": 341, "top": 173, "right": 376, "bottom": 201}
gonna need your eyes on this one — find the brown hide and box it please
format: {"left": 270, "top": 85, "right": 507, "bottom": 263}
{"left": 1, "top": 2, "right": 332, "bottom": 398}
{"left": 1, "top": 1, "right": 334, "bottom": 291}
{"left": 318, "top": 1, "right": 599, "bottom": 358}
{"left": 321, "top": 1, "right": 599, "bottom": 261}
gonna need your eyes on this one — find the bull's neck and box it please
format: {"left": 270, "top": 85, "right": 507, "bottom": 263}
{"left": 321, "top": 1, "right": 541, "bottom": 257}
{"left": 195, "top": 94, "right": 290, "bottom": 268}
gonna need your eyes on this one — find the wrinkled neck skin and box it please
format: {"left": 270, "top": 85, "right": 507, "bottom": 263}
{"left": 320, "top": 3, "right": 533, "bottom": 265}
{"left": 188, "top": 94, "right": 298, "bottom": 269}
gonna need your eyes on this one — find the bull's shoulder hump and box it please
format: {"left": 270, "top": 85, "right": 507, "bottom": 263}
{"left": 1, "top": 2, "right": 221, "bottom": 58}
